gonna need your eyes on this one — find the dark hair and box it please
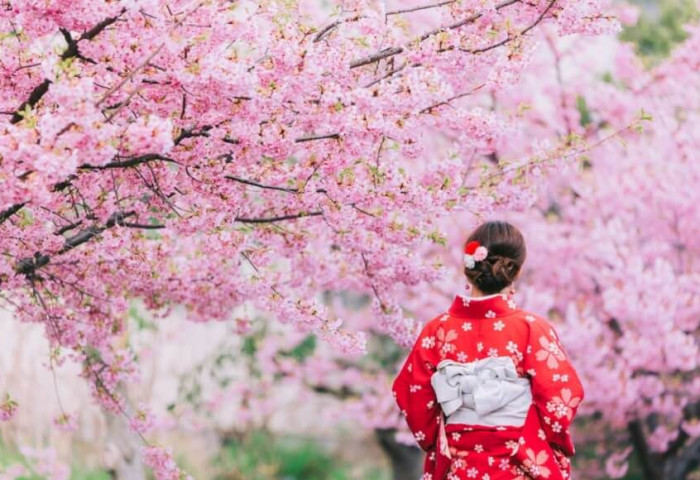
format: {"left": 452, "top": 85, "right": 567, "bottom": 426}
{"left": 463, "top": 221, "right": 526, "bottom": 295}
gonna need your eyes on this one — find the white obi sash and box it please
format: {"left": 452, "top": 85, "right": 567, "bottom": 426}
{"left": 430, "top": 356, "right": 532, "bottom": 427}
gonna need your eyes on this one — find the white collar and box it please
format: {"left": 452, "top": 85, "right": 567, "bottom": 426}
{"left": 458, "top": 292, "right": 507, "bottom": 301}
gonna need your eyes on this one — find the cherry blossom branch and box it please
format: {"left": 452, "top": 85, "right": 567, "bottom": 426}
{"left": 78, "top": 9, "right": 126, "bottom": 41}
{"left": 418, "top": 85, "right": 485, "bottom": 114}
{"left": 121, "top": 222, "right": 166, "bottom": 229}
{"left": 295, "top": 133, "right": 341, "bottom": 143}
{"left": 225, "top": 175, "right": 329, "bottom": 194}
{"left": 96, "top": 44, "right": 165, "bottom": 107}
{"left": 351, "top": 47, "right": 404, "bottom": 69}
{"left": 545, "top": 33, "right": 574, "bottom": 138}
{"left": 350, "top": 0, "right": 520, "bottom": 68}
{"left": 234, "top": 211, "right": 324, "bottom": 224}
{"left": 433, "top": 0, "right": 519, "bottom": 34}
{"left": 96, "top": 2, "right": 203, "bottom": 107}
{"left": 55, "top": 221, "right": 83, "bottom": 236}
{"left": 364, "top": 62, "right": 410, "bottom": 88}
{"left": 79, "top": 154, "right": 178, "bottom": 170}
{"left": 0, "top": 203, "right": 26, "bottom": 225}
{"left": 458, "top": 0, "right": 557, "bottom": 55}
{"left": 480, "top": 112, "right": 649, "bottom": 185}
{"left": 386, "top": 0, "right": 455, "bottom": 16}
{"left": 15, "top": 211, "right": 138, "bottom": 276}
{"left": 10, "top": 11, "right": 126, "bottom": 124}
{"left": 59, "top": 213, "right": 134, "bottom": 253}
{"left": 361, "top": 251, "right": 390, "bottom": 314}
{"left": 314, "top": 15, "right": 363, "bottom": 43}
{"left": 174, "top": 126, "right": 213, "bottom": 145}
{"left": 10, "top": 79, "right": 51, "bottom": 124}
{"left": 82, "top": 354, "right": 150, "bottom": 445}
{"left": 362, "top": 0, "right": 545, "bottom": 86}
{"left": 226, "top": 175, "right": 297, "bottom": 193}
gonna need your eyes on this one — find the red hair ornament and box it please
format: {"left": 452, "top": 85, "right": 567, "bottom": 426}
{"left": 463, "top": 240, "right": 488, "bottom": 269}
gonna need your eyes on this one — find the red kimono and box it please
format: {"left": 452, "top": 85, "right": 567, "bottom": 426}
{"left": 392, "top": 293, "right": 584, "bottom": 480}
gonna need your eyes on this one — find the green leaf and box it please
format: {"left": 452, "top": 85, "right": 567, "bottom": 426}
{"left": 576, "top": 95, "right": 592, "bottom": 127}
{"left": 280, "top": 335, "right": 317, "bottom": 362}
{"left": 427, "top": 229, "right": 447, "bottom": 246}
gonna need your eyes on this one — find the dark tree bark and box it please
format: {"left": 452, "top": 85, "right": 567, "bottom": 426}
{"left": 629, "top": 420, "right": 663, "bottom": 479}
{"left": 664, "top": 436, "right": 700, "bottom": 480}
{"left": 629, "top": 417, "right": 700, "bottom": 480}
{"left": 375, "top": 428, "right": 424, "bottom": 480}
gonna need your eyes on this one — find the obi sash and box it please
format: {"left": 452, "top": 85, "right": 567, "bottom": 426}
{"left": 430, "top": 356, "right": 532, "bottom": 426}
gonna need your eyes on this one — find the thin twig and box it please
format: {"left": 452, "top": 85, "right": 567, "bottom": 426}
{"left": 418, "top": 85, "right": 485, "bottom": 114}
{"left": 386, "top": 0, "right": 455, "bottom": 16}
{"left": 295, "top": 133, "right": 341, "bottom": 143}
{"left": 235, "top": 211, "right": 324, "bottom": 224}
{"left": 314, "top": 15, "right": 364, "bottom": 42}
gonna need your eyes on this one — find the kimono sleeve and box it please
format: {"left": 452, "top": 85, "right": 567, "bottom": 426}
{"left": 391, "top": 320, "right": 442, "bottom": 452}
{"left": 522, "top": 316, "right": 585, "bottom": 457}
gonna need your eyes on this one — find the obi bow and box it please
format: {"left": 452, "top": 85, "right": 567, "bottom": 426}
{"left": 430, "top": 356, "right": 531, "bottom": 424}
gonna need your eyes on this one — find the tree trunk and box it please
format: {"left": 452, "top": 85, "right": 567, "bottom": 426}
{"left": 664, "top": 437, "right": 700, "bottom": 480}
{"left": 375, "top": 428, "right": 424, "bottom": 480}
{"left": 628, "top": 420, "right": 663, "bottom": 480}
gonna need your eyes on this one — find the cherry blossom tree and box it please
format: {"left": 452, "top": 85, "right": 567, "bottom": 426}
{"left": 514, "top": 19, "right": 700, "bottom": 480}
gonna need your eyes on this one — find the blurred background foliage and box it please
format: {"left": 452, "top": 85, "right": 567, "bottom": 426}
{"left": 622, "top": 0, "right": 699, "bottom": 65}
{"left": 212, "top": 431, "right": 388, "bottom": 480}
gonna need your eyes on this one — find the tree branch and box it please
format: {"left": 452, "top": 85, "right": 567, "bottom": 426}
{"left": 0, "top": 203, "right": 26, "bottom": 225}
{"left": 234, "top": 211, "right": 324, "bottom": 224}
{"left": 458, "top": 0, "right": 556, "bottom": 55}
{"left": 78, "top": 154, "right": 178, "bottom": 170}
{"left": 79, "top": 9, "right": 125, "bottom": 41}
{"left": 10, "top": 11, "right": 126, "bottom": 124}
{"left": 174, "top": 126, "right": 213, "bottom": 145}
{"left": 314, "top": 15, "right": 363, "bottom": 43}
{"left": 350, "top": 0, "right": 520, "bottom": 68}
{"left": 226, "top": 175, "right": 329, "bottom": 194}
{"left": 418, "top": 86, "right": 485, "bottom": 114}
{"left": 15, "top": 211, "right": 137, "bottom": 276}
{"left": 295, "top": 133, "right": 341, "bottom": 143}
{"left": 10, "top": 80, "right": 51, "bottom": 124}
{"left": 226, "top": 175, "right": 298, "bottom": 193}
{"left": 121, "top": 222, "right": 165, "bottom": 229}
{"left": 386, "top": 0, "right": 455, "bottom": 16}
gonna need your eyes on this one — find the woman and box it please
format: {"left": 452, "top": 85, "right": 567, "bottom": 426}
{"left": 392, "top": 221, "right": 584, "bottom": 480}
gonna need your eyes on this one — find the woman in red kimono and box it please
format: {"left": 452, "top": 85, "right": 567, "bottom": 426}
{"left": 392, "top": 221, "right": 584, "bottom": 480}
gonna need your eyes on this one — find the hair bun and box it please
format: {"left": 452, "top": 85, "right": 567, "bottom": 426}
{"left": 490, "top": 256, "right": 519, "bottom": 284}
{"left": 462, "top": 221, "right": 526, "bottom": 295}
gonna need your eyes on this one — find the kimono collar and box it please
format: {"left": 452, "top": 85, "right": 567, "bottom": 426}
{"left": 448, "top": 292, "right": 517, "bottom": 318}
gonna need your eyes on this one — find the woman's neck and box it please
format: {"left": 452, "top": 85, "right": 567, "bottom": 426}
{"left": 468, "top": 285, "right": 509, "bottom": 298}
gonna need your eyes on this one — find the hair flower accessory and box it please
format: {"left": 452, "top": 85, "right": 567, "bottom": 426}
{"left": 464, "top": 240, "right": 488, "bottom": 269}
